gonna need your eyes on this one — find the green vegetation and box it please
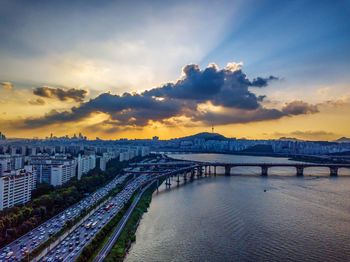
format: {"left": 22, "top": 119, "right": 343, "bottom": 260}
{"left": 76, "top": 196, "right": 134, "bottom": 262}
{"left": 0, "top": 156, "right": 151, "bottom": 248}
{"left": 26, "top": 183, "right": 127, "bottom": 261}
{"left": 104, "top": 184, "right": 157, "bottom": 262}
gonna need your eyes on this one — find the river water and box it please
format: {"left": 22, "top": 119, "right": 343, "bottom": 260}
{"left": 125, "top": 154, "right": 350, "bottom": 262}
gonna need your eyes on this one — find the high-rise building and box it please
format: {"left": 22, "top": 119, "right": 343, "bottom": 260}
{"left": 76, "top": 154, "right": 96, "bottom": 180}
{"left": 0, "top": 169, "right": 35, "bottom": 210}
{"left": 30, "top": 157, "right": 77, "bottom": 186}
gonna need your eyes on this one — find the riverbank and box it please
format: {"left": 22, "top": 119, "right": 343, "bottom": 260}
{"left": 124, "top": 174, "right": 350, "bottom": 262}
{"left": 103, "top": 183, "right": 158, "bottom": 262}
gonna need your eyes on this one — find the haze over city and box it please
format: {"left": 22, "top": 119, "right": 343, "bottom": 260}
{"left": 1, "top": 0, "right": 350, "bottom": 140}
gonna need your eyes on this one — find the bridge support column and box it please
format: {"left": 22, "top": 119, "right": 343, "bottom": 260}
{"left": 214, "top": 166, "right": 216, "bottom": 176}
{"left": 208, "top": 166, "right": 212, "bottom": 176}
{"left": 205, "top": 166, "right": 208, "bottom": 176}
{"left": 191, "top": 169, "right": 195, "bottom": 180}
{"left": 225, "top": 166, "right": 231, "bottom": 176}
{"left": 296, "top": 166, "right": 304, "bottom": 176}
{"left": 183, "top": 172, "right": 187, "bottom": 181}
{"left": 176, "top": 175, "right": 180, "bottom": 183}
{"left": 330, "top": 167, "right": 338, "bottom": 177}
{"left": 261, "top": 166, "right": 269, "bottom": 176}
{"left": 198, "top": 166, "right": 203, "bottom": 177}
{"left": 165, "top": 177, "right": 171, "bottom": 186}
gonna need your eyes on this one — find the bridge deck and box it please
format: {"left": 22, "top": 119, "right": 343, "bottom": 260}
{"left": 132, "top": 162, "right": 350, "bottom": 168}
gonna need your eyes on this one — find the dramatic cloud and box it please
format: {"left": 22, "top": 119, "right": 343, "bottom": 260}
{"left": 15, "top": 62, "right": 318, "bottom": 131}
{"left": 22, "top": 93, "right": 184, "bottom": 128}
{"left": 1, "top": 82, "right": 13, "bottom": 90}
{"left": 33, "top": 86, "right": 88, "bottom": 102}
{"left": 250, "top": 76, "right": 279, "bottom": 87}
{"left": 192, "top": 107, "right": 285, "bottom": 125}
{"left": 144, "top": 63, "right": 278, "bottom": 110}
{"left": 28, "top": 98, "right": 46, "bottom": 106}
{"left": 281, "top": 101, "right": 319, "bottom": 115}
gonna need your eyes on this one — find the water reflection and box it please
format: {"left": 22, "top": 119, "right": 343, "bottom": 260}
{"left": 125, "top": 154, "right": 350, "bottom": 262}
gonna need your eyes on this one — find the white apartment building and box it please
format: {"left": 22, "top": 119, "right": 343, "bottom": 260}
{"left": 30, "top": 157, "right": 77, "bottom": 186}
{"left": 0, "top": 155, "right": 25, "bottom": 175}
{"left": 77, "top": 154, "right": 96, "bottom": 180}
{"left": 0, "top": 169, "right": 35, "bottom": 210}
{"left": 50, "top": 163, "right": 76, "bottom": 186}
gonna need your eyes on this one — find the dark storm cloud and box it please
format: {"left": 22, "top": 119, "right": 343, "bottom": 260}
{"left": 250, "top": 76, "right": 279, "bottom": 87}
{"left": 143, "top": 63, "right": 278, "bottom": 110}
{"left": 17, "top": 63, "right": 317, "bottom": 130}
{"left": 193, "top": 108, "right": 285, "bottom": 125}
{"left": 281, "top": 100, "right": 319, "bottom": 115}
{"left": 33, "top": 86, "right": 88, "bottom": 102}
{"left": 22, "top": 92, "right": 184, "bottom": 128}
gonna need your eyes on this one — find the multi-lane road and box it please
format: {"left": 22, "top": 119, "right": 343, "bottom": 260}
{"left": 93, "top": 181, "right": 155, "bottom": 262}
{"left": 0, "top": 173, "right": 130, "bottom": 261}
{"left": 41, "top": 175, "right": 151, "bottom": 262}
{"left": 0, "top": 157, "right": 193, "bottom": 262}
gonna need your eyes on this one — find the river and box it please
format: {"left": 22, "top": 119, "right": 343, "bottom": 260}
{"left": 125, "top": 154, "right": 350, "bottom": 262}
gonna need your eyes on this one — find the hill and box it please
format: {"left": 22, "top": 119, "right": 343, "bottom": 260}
{"left": 176, "top": 132, "right": 227, "bottom": 141}
{"left": 335, "top": 137, "right": 350, "bottom": 143}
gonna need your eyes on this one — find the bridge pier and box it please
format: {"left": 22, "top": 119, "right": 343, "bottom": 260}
{"left": 209, "top": 166, "right": 212, "bottom": 176}
{"left": 205, "top": 166, "right": 208, "bottom": 176}
{"left": 176, "top": 174, "right": 180, "bottom": 183}
{"left": 165, "top": 177, "right": 171, "bottom": 187}
{"left": 198, "top": 166, "right": 203, "bottom": 177}
{"left": 330, "top": 166, "right": 338, "bottom": 177}
{"left": 183, "top": 172, "right": 187, "bottom": 181}
{"left": 214, "top": 166, "right": 216, "bottom": 176}
{"left": 261, "top": 166, "right": 269, "bottom": 176}
{"left": 224, "top": 165, "right": 231, "bottom": 176}
{"left": 296, "top": 166, "right": 304, "bottom": 176}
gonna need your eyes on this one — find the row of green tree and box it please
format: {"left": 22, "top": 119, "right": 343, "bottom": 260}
{"left": 76, "top": 198, "right": 132, "bottom": 262}
{"left": 104, "top": 184, "right": 157, "bottom": 261}
{"left": 77, "top": 182, "right": 157, "bottom": 262}
{"left": 0, "top": 157, "right": 138, "bottom": 248}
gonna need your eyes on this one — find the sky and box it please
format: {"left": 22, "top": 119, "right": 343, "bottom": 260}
{"left": 0, "top": 0, "right": 350, "bottom": 140}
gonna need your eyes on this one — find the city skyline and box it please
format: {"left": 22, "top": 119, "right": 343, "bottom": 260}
{"left": 1, "top": 0, "right": 350, "bottom": 140}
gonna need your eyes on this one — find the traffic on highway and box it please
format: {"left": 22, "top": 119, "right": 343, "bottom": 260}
{"left": 0, "top": 173, "right": 130, "bottom": 261}
{"left": 41, "top": 174, "right": 150, "bottom": 262}
{"left": 0, "top": 156, "right": 193, "bottom": 262}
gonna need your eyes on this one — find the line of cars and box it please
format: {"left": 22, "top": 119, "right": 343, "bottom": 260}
{"left": 41, "top": 174, "right": 151, "bottom": 262}
{"left": 0, "top": 173, "right": 130, "bottom": 262}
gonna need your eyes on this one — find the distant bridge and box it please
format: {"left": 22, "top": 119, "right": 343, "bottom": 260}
{"left": 131, "top": 161, "right": 350, "bottom": 177}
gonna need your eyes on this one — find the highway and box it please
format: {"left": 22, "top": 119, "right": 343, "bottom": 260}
{"left": 0, "top": 156, "right": 196, "bottom": 261}
{"left": 40, "top": 175, "right": 151, "bottom": 262}
{"left": 93, "top": 181, "right": 155, "bottom": 262}
{"left": 0, "top": 173, "right": 130, "bottom": 261}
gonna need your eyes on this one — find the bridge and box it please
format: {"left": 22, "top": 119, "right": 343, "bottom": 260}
{"left": 131, "top": 161, "right": 350, "bottom": 177}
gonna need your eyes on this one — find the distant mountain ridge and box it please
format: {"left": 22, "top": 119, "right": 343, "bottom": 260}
{"left": 335, "top": 137, "right": 350, "bottom": 143}
{"left": 175, "top": 132, "right": 227, "bottom": 141}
